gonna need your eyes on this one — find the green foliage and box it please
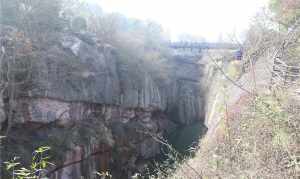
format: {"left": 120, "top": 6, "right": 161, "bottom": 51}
{"left": 0, "top": 0, "right": 67, "bottom": 36}
{"left": 269, "top": 0, "right": 300, "bottom": 27}
{"left": 4, "top": 146, "right": 53, "bottom": 179}
{"left": 146, "top": 143, "right": 183, "bottom": 179}
{"left": 269, "top": 0, "right": 281, "bottom": 13}
{"left": 0, "top": 0, "right": 19, "bottom": 26}
{"left": 71, "top": 16, "right": 87, "bottom": 32}
{"left": 87, "top": 11, "right": 171, "bottom": 82}
{"left": 95, "top": 171, "right": 112, "bottom": 179}
{"left": 142, "top": 136, "right": 202, "bottom": 179}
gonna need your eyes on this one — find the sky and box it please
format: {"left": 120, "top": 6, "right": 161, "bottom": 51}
{"left": 96, "top": 0, "right": 269, "bottom": 42}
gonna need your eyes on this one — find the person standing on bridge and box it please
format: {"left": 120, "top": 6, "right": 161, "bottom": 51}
{"left": 230, "top": 48, "right": 244, "bottom": 79}
{"left": 235, "top": 48, "right": 243, "bottom": 61}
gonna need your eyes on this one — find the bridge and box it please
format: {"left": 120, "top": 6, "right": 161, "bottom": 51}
{"left": 169, "top": 42, "right": 239, "bottom": 50}
{"left": 168, "top": 42, "right": 241, "bottom": 61}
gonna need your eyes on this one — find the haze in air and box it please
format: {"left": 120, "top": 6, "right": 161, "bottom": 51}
{"left": 99, "top": 0, "right": 268, "bottom": 41}
{"left": 1, "top": 0, "right": 300, "bottom": 179}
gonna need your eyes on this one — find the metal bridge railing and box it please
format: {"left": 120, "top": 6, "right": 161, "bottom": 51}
{"left": 169, "top": 42, "right": 239, "bottom": 50}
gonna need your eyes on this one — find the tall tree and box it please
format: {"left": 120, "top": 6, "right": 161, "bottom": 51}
{"left": 0, "top": 0, "right": 66, "bottom": 36}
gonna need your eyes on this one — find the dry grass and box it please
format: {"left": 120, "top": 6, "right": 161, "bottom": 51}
{"left": 162, "top": 89, "right": 299, "bottom": 179}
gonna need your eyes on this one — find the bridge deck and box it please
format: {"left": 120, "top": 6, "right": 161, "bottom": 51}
{"left": 169, "top": 42, "right": 239, "bottom": 50}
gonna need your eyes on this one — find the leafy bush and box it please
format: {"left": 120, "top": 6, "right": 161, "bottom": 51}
{"left": 4, "top": 146, "right": 53, "bottom": 179}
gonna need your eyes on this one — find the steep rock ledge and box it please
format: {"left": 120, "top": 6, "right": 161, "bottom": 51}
{"left": 7, "top": 97, "right": 173, "bottom": 178}
{"left": 0, "top": 27, "right": 206, "bottom": 178}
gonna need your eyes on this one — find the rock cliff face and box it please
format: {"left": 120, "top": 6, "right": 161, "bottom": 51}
{"left": 0, "top": 28, "right": 206, "bottom": 178}
{"left": 165, "top": 56, "right": 205, "bottom": 124}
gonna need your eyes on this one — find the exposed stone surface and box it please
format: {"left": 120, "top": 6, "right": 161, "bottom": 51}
{"left": 24, "top": 33, "right": 165, "bottom": 110}
{"left": 165, "top": 56, "right": 204, "bottom": 124}
{"left": 4, "top": 97, "right": 173, "bottom": 178}
{"left": 0, "top": 27, "right": 205, "bottom": 124}
{"left": 0, "top": 27, "right": 207, "bottom": 179}
{"left": 0, "top": 91, "right": 4, "bottom": 128}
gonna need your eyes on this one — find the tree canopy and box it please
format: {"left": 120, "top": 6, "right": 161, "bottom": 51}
{"left": 269, "top": 0, "right": 300, "bottom": 27}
